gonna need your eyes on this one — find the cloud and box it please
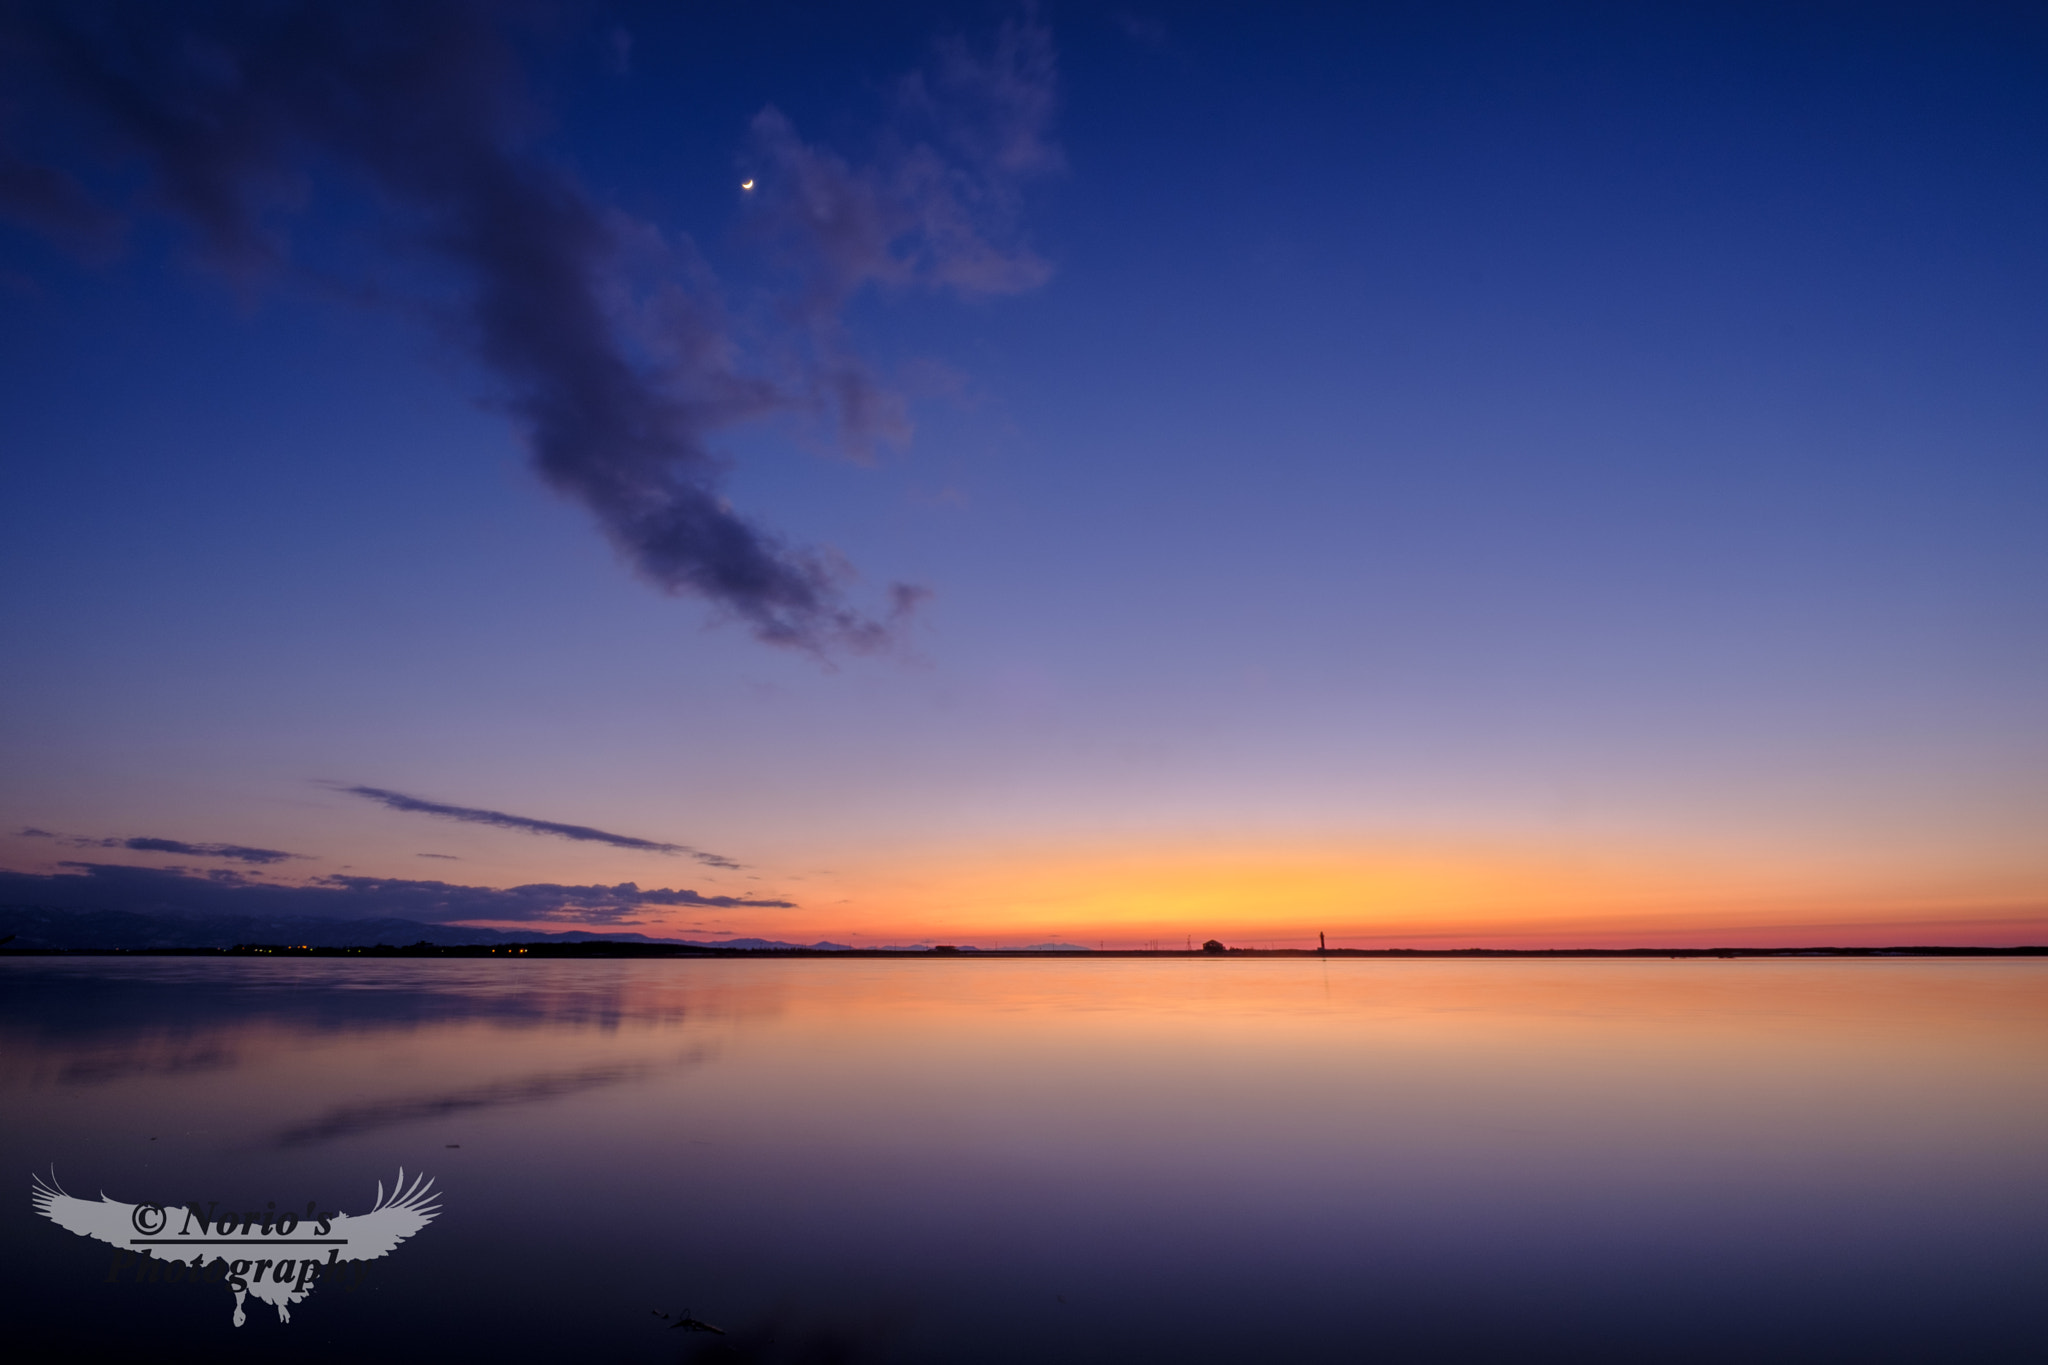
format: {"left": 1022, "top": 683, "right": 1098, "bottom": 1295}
{"left": 32, "top": 830, "right": 304, "bottom": 863}
{"left": 1112, "top": 11, "right": 1170, "bottom": 50}
{"left": 605, "top": 24, "right": 633, "bottom": 77}
{"left": 0, "top": 126, "right": 125, "bottom": 258}
{"left": 741, "top": 13, "right": 1061, "bottom": 460}
{"left": 117, "top": 837, "right": 300, "bottom": 864}
{"left": 0, "top": 2, "right": 1059, "bottom": 653}
{"left": 336, "top": 784, "right": 739, "bottom": 868}
{"left": 0, "top": 861, "right": 794, "bottom": 925}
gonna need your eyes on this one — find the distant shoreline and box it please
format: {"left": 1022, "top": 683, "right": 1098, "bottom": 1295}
{"left": 4, "top": 944, "right": 2044, "bottom": 960}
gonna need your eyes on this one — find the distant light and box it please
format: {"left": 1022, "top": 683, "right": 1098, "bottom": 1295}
{"left": 740, "top": 179, "right": 755, "bottom": 191}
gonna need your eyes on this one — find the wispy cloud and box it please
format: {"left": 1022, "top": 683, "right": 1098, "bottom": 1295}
{"left": 336, "top": 785, "right": 738, "bottom": 869}
{"left": 31, "top": 830, "right": 305, "bottom": 864}
{"left": 742, "top": 13, "right": 1061, "bottom": 461}
{"left": 0, "top": 128, "right": 124, "bottom": 259}
{"left": 0, "top": 3, "right": 1059, "bottom": 653}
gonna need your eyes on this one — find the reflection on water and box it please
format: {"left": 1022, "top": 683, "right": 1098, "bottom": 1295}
{"left": 5, "top": 957, "right": 2046, "bottom": 1363}
{"left": 271, "top": 1052, "right": 710, "bottom": 1150}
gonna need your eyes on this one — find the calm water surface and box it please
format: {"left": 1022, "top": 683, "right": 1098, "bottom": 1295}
{"left": 5, "top": 956, "right": 2046, "bottom": 1362}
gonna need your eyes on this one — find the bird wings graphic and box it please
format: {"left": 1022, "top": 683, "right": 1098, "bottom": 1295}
{"left": 31, "top": 1168, "right": 439, "bottom": 1326}
{"left": 30, "top": 1173, "right": 137, "bottom": 1246}
{"left": 324, "top": 1169, "right": 439, "bottom": 1260}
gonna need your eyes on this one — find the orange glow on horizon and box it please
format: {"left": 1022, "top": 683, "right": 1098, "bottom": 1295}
{"left": 451, "top": 837, "right": 2048, "bottom": 948}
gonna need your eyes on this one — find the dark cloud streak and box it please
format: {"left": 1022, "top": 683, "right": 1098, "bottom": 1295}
{"left": 0, "top": 2, "right": 1059, "bottom": 652}
{"left": 338, "top": 784, "right": 738, "bottom": 868}
{"left": 27, "top": 830, "right": 305, "bottom": 863}
{"left": 118, "top": 837, "right": 300, "bottom": 864}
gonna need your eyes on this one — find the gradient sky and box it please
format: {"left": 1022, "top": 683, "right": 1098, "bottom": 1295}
{"left": 3, "top": 1, "right": 2045, "bottom": 947}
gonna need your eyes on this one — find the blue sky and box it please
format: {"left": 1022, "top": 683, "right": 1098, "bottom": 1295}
{"left": 2, "top": 1, "right": 2044, "bottom": 945}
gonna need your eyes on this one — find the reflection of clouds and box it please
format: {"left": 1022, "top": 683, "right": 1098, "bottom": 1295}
{"left": 0, "top": 960, "right": 782, "bottom": 1041}
{"left": 0, "top": 961, "right": 777, "bottom": 1099}
{"left": 271, "top": 1049, "right": 710, "bottom": 1149}
{"left": 58, "top": 1042, "right": 235, "bottom": 1085}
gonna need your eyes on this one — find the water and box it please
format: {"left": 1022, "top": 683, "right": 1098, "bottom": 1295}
{"left": 5, "top": 956, "right": 2046, "bottom": 1362}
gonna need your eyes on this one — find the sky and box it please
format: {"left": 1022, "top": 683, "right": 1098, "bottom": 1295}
{"left": 2, "top": 0, "right": 2045, "bottom": 948}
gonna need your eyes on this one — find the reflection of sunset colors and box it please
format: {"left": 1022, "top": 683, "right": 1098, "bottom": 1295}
{"left": 7, "top": 957, "right": 2047, "bottom": 1359}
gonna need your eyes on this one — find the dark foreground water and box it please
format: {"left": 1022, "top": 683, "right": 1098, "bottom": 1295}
{"left": 4, "top": 956, "right": 2046, "bottom": 1363}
